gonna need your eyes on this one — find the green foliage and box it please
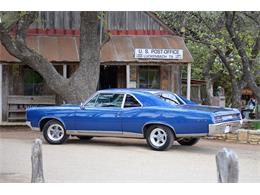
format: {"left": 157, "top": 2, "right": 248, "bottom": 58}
{"left": 186, "top": 41, "right": 209, "bottom": 80}
{"left": 157, "top": 11, "right": 260, "bottom": 105}
{"left": 0, "top": 11, "right": 27, "bottom": 28}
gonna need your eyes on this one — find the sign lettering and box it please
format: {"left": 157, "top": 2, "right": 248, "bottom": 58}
{"left": 134, "top": 48, "right": 183, "bottom": 60}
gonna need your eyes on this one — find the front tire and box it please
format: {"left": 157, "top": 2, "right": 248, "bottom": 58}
{"left": 177, "top": 138, "right": 200, "bottom": 146}
{"left": 43, "top": 120, "right": 68, "bottom": 144}
{"left": 145, "top": 125, "right": 174, "bottom": 151}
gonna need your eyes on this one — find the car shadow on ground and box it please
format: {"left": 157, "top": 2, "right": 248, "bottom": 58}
{"left": 64, "top": 137, "right": 219, "bottom": 154}
{"left": 65, "top": 137, "right": 148, "bottom": 149}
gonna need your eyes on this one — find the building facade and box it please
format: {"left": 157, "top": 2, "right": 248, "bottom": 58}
{"left": 0, "top": 11, "right": 193, "bottom": 123}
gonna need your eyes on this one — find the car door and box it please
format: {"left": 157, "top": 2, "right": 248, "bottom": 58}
{"left": 74, "top": 93, "right": 124, "bottom": 132}
{"left": 121, "top": 94, "right": 145, "bottom": 134}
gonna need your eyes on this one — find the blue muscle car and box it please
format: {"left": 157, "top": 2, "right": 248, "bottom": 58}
{"left": 26, "top": 89, "right": 242, "bottom": 151}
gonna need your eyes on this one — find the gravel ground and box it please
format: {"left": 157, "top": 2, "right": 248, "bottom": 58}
{"left": 1, "top": 127, "right": 260, "bottom": 183}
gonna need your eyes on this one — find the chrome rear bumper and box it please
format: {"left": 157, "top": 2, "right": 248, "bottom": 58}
{"left": 208, "top": 120, "right": 242, "bottom": 135}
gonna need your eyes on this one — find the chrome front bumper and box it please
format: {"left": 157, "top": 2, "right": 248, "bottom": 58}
{"left": 208, "top": 120, "right": 243, "bottom": 135}
{"left": 26, "top": 121, "right": 40, "bottom": 131}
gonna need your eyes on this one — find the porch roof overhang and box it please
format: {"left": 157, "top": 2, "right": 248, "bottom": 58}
{"left": 0, "top": 36, "right": 80, "bottom": 63}
{"left": 0, "top": 35, "right": 193, "bottom": 64}
{"left": 101, "top": 35, "right": 193, "bottom": 65}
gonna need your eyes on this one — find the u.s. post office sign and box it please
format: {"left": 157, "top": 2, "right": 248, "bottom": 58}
{"left": 134, "top": 48, "right": 183, "bottom": 60}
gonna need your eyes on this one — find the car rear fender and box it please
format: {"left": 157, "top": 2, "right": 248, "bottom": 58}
{"left": 142, "top": 122, "right": 176, "bottom": 138}
{"left": 39, "top": 117, "right": 67, "bottom": 131}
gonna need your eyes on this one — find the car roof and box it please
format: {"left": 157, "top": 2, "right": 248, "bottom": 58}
{"left": 97, "top": 88, "right": 195, "bottom": 106}
{"left": 98, "top": 88, "right": 167, "bottom": 95}
{"left": 97, "top": 88, "right": 171, "bottom": 107}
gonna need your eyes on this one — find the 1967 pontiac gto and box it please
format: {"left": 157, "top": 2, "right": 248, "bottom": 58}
{"left": 26, "top": 89, "right": 242, "bottom": 151}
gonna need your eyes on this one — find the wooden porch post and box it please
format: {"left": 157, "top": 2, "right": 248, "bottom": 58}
{"left": 0, "top": 64, "right": 2, "bottom": 123}
{"left": 187, "top": 63, "right": 191, "bottom": 100}
{"left": 126, "top": 65, "right": 130, "bottom": 88}
{"left": 62, "top": 64, "right": 67, "bottom": 78}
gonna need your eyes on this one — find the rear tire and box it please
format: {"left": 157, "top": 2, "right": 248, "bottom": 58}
{"left": 77, "top": 136, "right": 93, "bottom": 140}
{"left": 177, "top": 138, "right": 200, "bottom": 146}
{"left": 43, "top": 120, "right": 68, "bottom": 144}
{"left": 145, "top": 125, "right": 174, "bottom": 151}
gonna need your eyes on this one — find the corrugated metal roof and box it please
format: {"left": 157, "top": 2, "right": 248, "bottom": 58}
{"left": 0, "top": 36, "right": 80, "bottom": 62}
{"left": 101, "top": 35, "right": 193, "bottom": 64}
{"left": 0, "top": 35, "right": 193, "bottom": 64}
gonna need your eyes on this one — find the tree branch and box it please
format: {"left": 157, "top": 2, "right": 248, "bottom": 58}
{"left": 202, "top": 53, "right": 216, "bottom": 78}
{"left": 0, "top": 23, "right": 23, "bottom": 59}
{"left": 252, "top": 34, "right": 260, "bottom": 57}
{"left": 0, "top": 14, "right": 67, "bottom": 99}
{"left": 225, "top": 11, "right": 260, "bottom": 101}
{"left": 243, "top": 12, "right": 260, "bottom": 27}
{"left": 16, "top": 12, "right": 38, "bottom": 44}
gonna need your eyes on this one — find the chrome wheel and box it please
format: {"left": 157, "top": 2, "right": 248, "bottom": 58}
{"left": 47, "top": 124, "right": 65, "bottom": 142}
{"left": 149, "top": 128, "right": 167, "bottom": 147}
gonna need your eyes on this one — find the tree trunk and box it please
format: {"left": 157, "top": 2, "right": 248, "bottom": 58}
{"left": 65, "top": 12, "right": 100, "bottom": 103}
{"left": 202, "top": 53, "right": 216, "bottom": 105}
{"left": 204, "top": 77, "right": 214, "bottom": 105}
{"left": 214, "top": 48, "right": 242, "bottom": 108}
{"left": 230, "top": 79, "right": 241, "bottom": 108}
{"left": 225, "top": 12, "right": 260, "bottom": 103}
{"left": 0, "top": 11, "right": 100, "bottom": 104}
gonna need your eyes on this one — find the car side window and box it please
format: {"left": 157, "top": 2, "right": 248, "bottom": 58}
{"left": 95, "top": 93, "right": 124, "bottom": 107}
{"left": 124, "top": 94, "right": 141, "bottom": 108}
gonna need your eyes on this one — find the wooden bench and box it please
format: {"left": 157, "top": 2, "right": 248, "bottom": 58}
{"left": 7, "top": 95, "right": 56, "bottom": 122}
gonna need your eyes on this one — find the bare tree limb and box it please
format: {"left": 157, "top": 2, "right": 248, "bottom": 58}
{"left": 16, "top": 12, "right": 38, "bottom": 43}
{"left": 243, "top": 12, "right": 260, "bottom": 27}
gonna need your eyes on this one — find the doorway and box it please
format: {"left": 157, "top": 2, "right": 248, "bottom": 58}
{"left": 99, "top": 65, "right": 118, "bottom": 89}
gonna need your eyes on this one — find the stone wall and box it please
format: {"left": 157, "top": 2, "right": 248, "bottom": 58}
{"left": 206, "top": 129, "right": 260, "bottom": 145}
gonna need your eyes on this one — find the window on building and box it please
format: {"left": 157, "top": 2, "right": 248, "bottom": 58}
{"left": 139, "top": 66, "right": 160, "bottom": 89}
{"left": 23, "top": 67, "right": 44, "bottom": 95}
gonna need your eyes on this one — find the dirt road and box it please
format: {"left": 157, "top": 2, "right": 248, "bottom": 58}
{"left": 1, "top": 127, "right": 260, "bottom": 183}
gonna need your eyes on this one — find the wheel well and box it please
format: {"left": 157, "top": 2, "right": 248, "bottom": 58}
{"left": 143, "top": 123, "right": 176, "bottom": 138}
{"left": 39, "top": 118, "right": 62, "bottom": 131}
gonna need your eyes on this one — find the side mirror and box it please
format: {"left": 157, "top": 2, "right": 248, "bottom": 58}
{"left": 80, "top": 102, "right": 85, "bottom": 110}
